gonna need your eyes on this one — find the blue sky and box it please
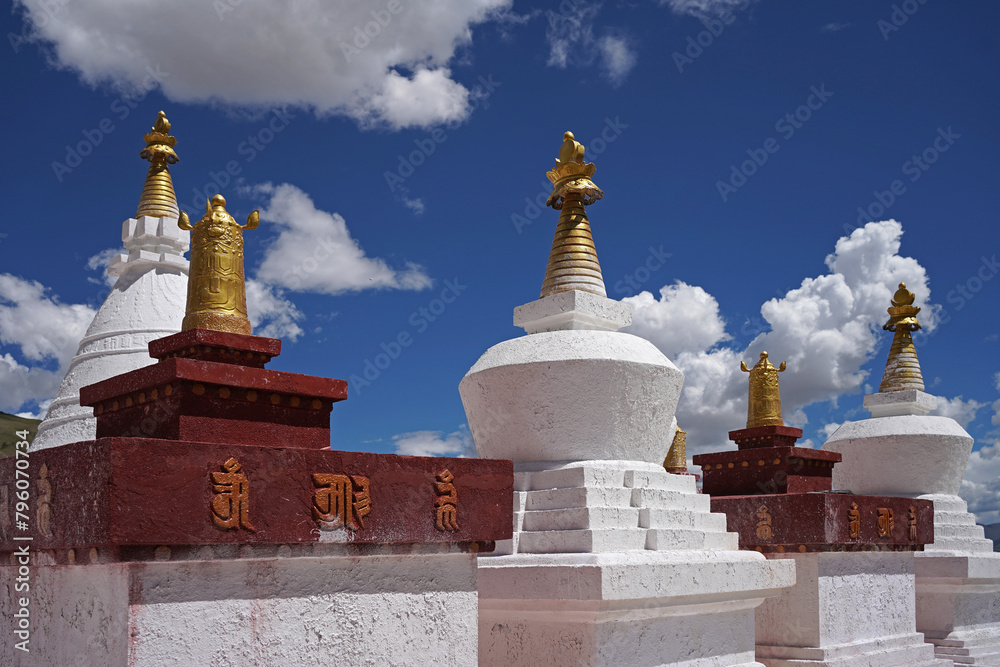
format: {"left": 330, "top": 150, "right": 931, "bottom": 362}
{"left": 2, "top": 0, "right": 999, "bottom": 521}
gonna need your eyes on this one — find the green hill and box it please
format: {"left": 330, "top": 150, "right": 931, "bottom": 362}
{"left": 0, "top": 412, "right": 41, "bottom": 457}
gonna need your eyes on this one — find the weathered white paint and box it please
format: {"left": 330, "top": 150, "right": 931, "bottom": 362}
{"left": 513, "top": 289, "right": 632, "bottom": 333}
{"left": 0, "top": 545, "right": 478, "bottom": 666}
{"left": 33, "top": 215, "right": 189, "bottom": 451}
{"left": 756, "top": 551, "right": 949, "bottom": 666}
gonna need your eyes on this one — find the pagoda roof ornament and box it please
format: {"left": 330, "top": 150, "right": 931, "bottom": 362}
{"left": 136, "top": 110, "right": 180, "bottom": 219}
{"left": 878, "top": 282, "right": 925, "bottom": 392}
{"left": 539, "top": 131, "right": 607, "bottom": 298}
{"left": 741, "top": 352, "right": 787, "bottom": 428}
{"left": 179, "top": 195, "right": 259, "bottom": 335}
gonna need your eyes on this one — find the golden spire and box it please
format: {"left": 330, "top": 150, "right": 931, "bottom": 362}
{"left": 178, "top": 195, "right": 259, "bottom": 335}
{"left": 879, "top": 282, "right": 924, "bottom": 392}
{"left": 741, "top": 352, "right": 787, "bottom": 428}
{"left": 137, "top": 111, "right": 180, "bottom": 219}
{"left": 664, "top": 426, "right": 688, "bottom": 474}
{"left": 540, "top": 131, "right": 606, "bottom": 298}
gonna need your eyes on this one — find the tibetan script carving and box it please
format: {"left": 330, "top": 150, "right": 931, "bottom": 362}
{"left": 848, "top": 502, "right": 861, "bottom": 539}
{"left": 312, "top": 474, "right": 371, "bottom": 530}
{"left": 37, "top": 463, "right": 53, "bottom": 538}
{"left": 210, "top": 457, "right": 255, "bottom": 531}
{"left": 434, "top": 469, "right": 460, "bottom": 532}
{"left": 908, "top": 505, "right": 917, "bottom": 540}
{"left": 756, "top": 505, "right": 773, "bottom": 541}
{"left": 877, "top": 507, "right": 894, "bottom": 538}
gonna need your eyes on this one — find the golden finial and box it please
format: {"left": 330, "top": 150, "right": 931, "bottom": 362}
{"left": 741, "top": 352, "right": 787, "bottom": 428}
{"left": 136, "top": 110, "right": 180, "bottom": 219}
{"left": 663, "top": 426, "right": 688, "bottom": 474}
{"left": 879, "top": 282, "right": 924, "bottom": 392}
{"left": 178, "top": 195, "right": 260, "bottom": 335}
{"left": 540, "top": 131, "right": 606, "bottom": 298}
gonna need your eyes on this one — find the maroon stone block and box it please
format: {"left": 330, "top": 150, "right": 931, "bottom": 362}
{"left": 81, "top": 359, "right": 347, "bottom": 450}
{"left": 694, "top": 447, "right": 842, "bottom": 496}
{"left": 0, "top": 438, "right": 512, "bottom": 559}
{"left": 149, "top": 328, "right": 282, "bottom": 368}
{"left": 709, "top": 493, "right": 934, "bottom": 553}
{"left": 728, "top": 424, "right": 804, "bottom": 450}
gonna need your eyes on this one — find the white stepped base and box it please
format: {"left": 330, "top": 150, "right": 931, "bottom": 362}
{"left": 918, "top": 495, "right": 995, "bottom": 555}
{"left": 757, "top": 633, "right": 949, "bottom": 666}
{"left": 490, "top": 460, "right": 737, "bottom": 556}
{"left": 757, "top": 552, "right": 947, "bottom": 667}
{"left": 479, "top": 551, "right": 794, "bottom": 667}
{"left": 923, "top": 626, "right": 1000, "bottom": 664}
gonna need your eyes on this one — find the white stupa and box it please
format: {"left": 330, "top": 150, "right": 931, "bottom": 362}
{"left": 823, "top": 283, "right": 1000, "bottom": 664}
{"left": 461, "top": 132, "right": 794, "bottom": 666}
{"left": 32, "top": 111, "right": 189, "bottom": 450}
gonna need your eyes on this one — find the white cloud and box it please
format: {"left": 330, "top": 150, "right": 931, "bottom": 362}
{"left": 403, "top": 196, "right": 426, "bottom": 216}
{"left": 246, "top": 279, "right": 304, "bottom": 341}
{"left": 0, "top": 354, "right": 63, "bottom": 414}
{"left": 625, "top": 221, "right": 936, "bottom": 455}
{"left": 545, "top": 1, "right": 637, "bottom": 86}
{"left": 0, "top": 274, "right": 95, "bottom": 366}
{"left": 86, "top": 247, "right": 122, "bottom": 287}
{"left": 253, "top": 183, "right": 433, "bottom": 294}
{"left": 16, "top": 0, "right": 509, "bottom": 130}
{"left": 392, "top": 425, "right": 477, "bottom": 457}
{"left": 962, "top": 442, "right": 1000, "bottom": 525}
{"left": 623, "top": 281, "right": 729, "bottom": 360}
{"left": 930, "top": 395, "right": 986, "bottom": 429}
{"left": 662, "top": 0, "right": 755, "bottom": 18}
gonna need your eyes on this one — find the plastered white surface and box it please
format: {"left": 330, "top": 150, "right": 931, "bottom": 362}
{"left": 459, "top": 330, "right": 684, "bottom": 463}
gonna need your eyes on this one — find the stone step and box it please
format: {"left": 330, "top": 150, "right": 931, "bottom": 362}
{"left": 645, "top": 528, "right": 739, "bottom": 551}
{"left": 933, "top": 523, "right": 986, "bottom": 539}
{"left": 525, "top": 486, "right": 634, "bottom": 511}
{"left": 639, "top": 507, "right": 729, "bottom": 533}
{"left": 623, "top": 469, "right": 697, "bottom": 492}
{"left": 935, "top": 511, "right": 978, "bottom": 526}
{"left": 630, "top": 487, "right": 712, "bottom": 512}
{"left": 521, "top": 506, "right": 641, "bottom": 532}
{"left": 517, "top": 528, "right": 647, "bottom": 554}
{"left": 924, "top": 536, "right": 995, "bottom": 553}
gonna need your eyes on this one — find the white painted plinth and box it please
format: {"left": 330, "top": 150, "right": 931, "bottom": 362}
{"left": 755, "top": 552, "right": 948, "bottom": 666}
{"left": 1, "top": 544, "right": 478, "bottom": 666}
{"left": 478, "top": 461, "right": 795, "bottom": 666}
{"left": 459, "top": 329, "right": 684, "bottom": 464}
{"left": 822, "top": 394, "right": 1000, "bottom": 664}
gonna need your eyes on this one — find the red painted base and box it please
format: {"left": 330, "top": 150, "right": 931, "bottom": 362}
{"left": 694, "top": 446, "right": 842, "bottom": 496}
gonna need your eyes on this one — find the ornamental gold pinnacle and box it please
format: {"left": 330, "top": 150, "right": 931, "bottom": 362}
{"left": 178, "top": 195, "right": 259, "bottom": 335}
{"left": 879, "top": 282, "right": 925, "bottom": 392}
{"left": 539, "top": 131, "right": 606, "bottom": 298}
{"left": 136, "top": 111, "right": 180, "bottom": 219}
{"left": 741, "top": 352, "right": 787, "bottom": 428}
{"left": 663, "top": 426, "right": 688, "bottom": 474}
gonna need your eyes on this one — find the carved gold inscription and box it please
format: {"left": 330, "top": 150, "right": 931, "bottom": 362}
{"left": 210, "top": 458, "right": 255, "bottom": 531}
{"left": 877, "top": 507, "right": 894, "bottom": 538}
{"left": 755, "top": 505, "right": 773, "bottom": 541}
{"left": 312, "top": 474, "right": 371, "bottom": 530}
{"left": 908, "top": 505, "right": 917, "bottom": 540}
{"left": 37, "top": 464, "right": 53, "bottom": 538}
{"left": 434, "top": 469, "right": 460, "bottom": 532}
{"left": 848, "top": 502, "right": 861, "bottom": 539}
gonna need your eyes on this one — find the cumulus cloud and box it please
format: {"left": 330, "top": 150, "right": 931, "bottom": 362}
{"left": 959, "top": 374, "right": 1000, "bottom": 524}
{"left": 661, "top": 0, "right": 755, "bottom": 18}
{"left": 246, "top": 279, "right": 304, "bottom": 341}
{"left": 253, "top": 183, "right": 433, "bottom": 294}
{"left": 0, "top": 274, "right": 96, "bottom": 412}
{"left": 15, "top": 0, "right": 508, "bottom": 130}
{"left": 625, "top": 221, "right": 936, "bottom": 455}
{"left": 86, "top": 247, "right": 123, "bottom": 287}
{"left": 930, "top": 395, "right": 986, "bottom": 429}
{"left": 545, "top": 1, "right": 637, "bottom": 86}
{"left": 392, "top": 425, "right": 477, "bottom": 457}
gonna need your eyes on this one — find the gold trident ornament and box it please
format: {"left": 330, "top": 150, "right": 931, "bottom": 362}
{"left": 179, "top": 195, "right": 259, "bottom": 335}
{"left": 741, "top": 351, "right": 787, "bottom": 428}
